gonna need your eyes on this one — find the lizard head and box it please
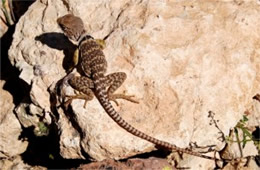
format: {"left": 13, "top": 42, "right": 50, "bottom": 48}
{"left": 57, "top": 14, "right": 86, "bottom": 43}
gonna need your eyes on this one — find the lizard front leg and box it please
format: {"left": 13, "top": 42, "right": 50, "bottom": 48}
{"left": 65, "top": 75, "right": 95, "bottom": 108}
{"left": 104, "top": 72, "right": 139, "bottom": 105}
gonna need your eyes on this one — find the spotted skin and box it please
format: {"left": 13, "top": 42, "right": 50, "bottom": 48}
{"left": 57, "top": 14, "right": 222, "bottom": 161}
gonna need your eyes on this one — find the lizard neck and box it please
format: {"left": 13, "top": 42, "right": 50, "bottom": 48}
{"left": 78, "top": 33, "right": 94, "bottom": 46}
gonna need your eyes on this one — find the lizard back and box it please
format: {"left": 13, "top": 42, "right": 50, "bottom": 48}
{"left": 79, "top": 37, "right": 107, "bottom": 79}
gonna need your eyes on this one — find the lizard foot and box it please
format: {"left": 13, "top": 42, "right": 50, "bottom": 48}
{"left": 64, "top": 94, "right": 93, "bottom": 109}
{"left": 108, "top": 94, "right": 139, "bottom": 106}
{"left": 64, "top": 96, "right": 73, "bottom": 109}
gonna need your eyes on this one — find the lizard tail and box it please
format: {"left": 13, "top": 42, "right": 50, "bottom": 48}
{"left": 95, "top": 90, "right": 220, "bottom": 161}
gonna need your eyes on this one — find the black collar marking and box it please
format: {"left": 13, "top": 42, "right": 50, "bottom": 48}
{"left": 78, "top": 34, "right": 94, "bottom": 46}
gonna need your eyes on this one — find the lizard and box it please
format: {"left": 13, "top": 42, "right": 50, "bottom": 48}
{"left": 57, "top": 14, "right": 225, "bottom": 162}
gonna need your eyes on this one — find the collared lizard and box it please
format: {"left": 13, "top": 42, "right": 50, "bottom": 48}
{"left": 57, "top": 14, "right": 224, "bottom": 162}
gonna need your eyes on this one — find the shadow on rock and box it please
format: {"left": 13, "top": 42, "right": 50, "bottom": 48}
{"left": 35, "top": 32, "right": 77, "bottom": 72}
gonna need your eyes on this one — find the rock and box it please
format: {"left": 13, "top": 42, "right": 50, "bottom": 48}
{"left": 248, "top": 95, "right": 260, "bottom": 128}
{"left": 58, "top": 106, "right": 84, "bottom": 159}
{"left": 78, "top": 157, "right": 173, "bottom": 170}
{"left": 0, "top": 156, "right": 46, "bottom": 170}
{"left": 8, "top": 0, "right": 260, "bottom": 169}
{"left": 0, "top": 0, "right": 36, "bottom": 37}
{"left": 0, "top": 80, "right": 28, "bottom": 158}
{"left": 222, "top": 156, "right": 259, "bottom": 170}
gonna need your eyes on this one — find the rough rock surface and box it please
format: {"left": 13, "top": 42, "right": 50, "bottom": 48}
{"left": 0, "top": 80, "right": 28, "bottom": 158}
{"left": 78, "top": 157, "right": 174, "bottom": 170}
{"left": 8, "top": 0, "right": 260, "bottom": 169}
{"left": 0, "top": 156, "right": 46, "bottom": 170}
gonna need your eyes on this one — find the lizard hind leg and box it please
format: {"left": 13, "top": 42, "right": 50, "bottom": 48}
{"left": 65, "top": 75, "right": 95, "bottom": 108}
{"left": 104, "top": 72, "right": 139, "bottom": 106}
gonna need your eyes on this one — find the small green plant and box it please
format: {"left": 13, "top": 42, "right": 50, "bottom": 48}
{"left": 33, "top": 122, "right": 49, "bottom": 136}
{"left": 49, "top": 153, "right": 54, "bottom": 160}
{"left": 226, "top": 115, "right": 252, "bottom": 147}
{"left": 226, "top": 115, "right": 260, "bottom": 156}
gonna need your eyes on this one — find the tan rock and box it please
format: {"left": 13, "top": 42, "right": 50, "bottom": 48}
{"left": 58, "top": 107, "right": 84, "bottom": 159}
{"left": 78, "top": 157, "right": 173, "bottom": 170}
{"left": 8, "top": 0, "right": 260, "bottom": 169}
{"left": 0, "top": 156, "right": 46, "bottom": 170}
{"left": 0, "top": 80, "right": 28, "bottom": 158}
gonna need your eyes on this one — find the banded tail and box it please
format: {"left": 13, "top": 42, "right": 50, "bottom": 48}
{"left": 95, "top": 86, "right": 220, "bottom": 161}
